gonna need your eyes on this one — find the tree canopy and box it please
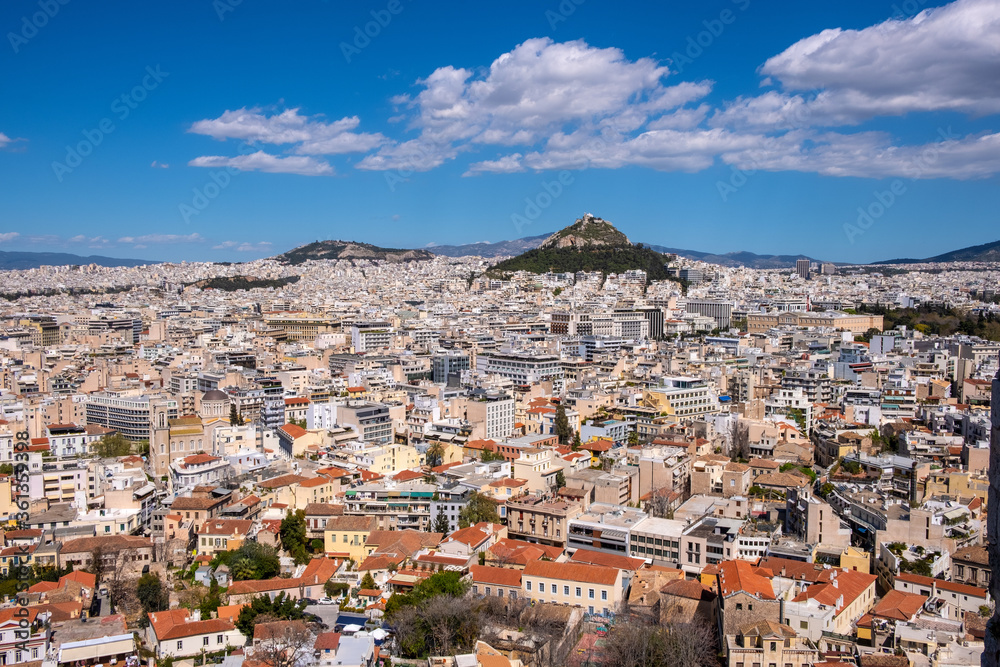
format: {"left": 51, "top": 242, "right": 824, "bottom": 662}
{"left": 458, "top": 492, "right": 500, "bottom": 529}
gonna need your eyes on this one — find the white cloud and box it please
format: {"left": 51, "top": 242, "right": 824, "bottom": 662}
{"left": 189, "top": 151, "right": 333, "bottom": 176}
{"left": 0, "top": 232, "right": 20, "bottom": 243}
{"left": 0, "top": 133, "right": 11, "bottom": 149}
{"left": 151, "top": 161, "right": 169, "bottom": 168}
{"left": 464, "top": 153, "right": 524, "bottom": 176}
{"left": 724, "top": 130, "right": 1000, "bottom": 179}
{"left": 212, "top": 240, "right": 274, "bottom": 252}
{"left": 117, "top": 233, "right": 204, "bottom": 245}
{"left": 716, "top": 0, "right": 1000, "bottom": 129}
{"left": 189, "top": 108, "right": 385, "bottom": 154}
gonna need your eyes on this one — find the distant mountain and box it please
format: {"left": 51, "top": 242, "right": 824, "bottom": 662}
{"left": 648, "top": 246, "right": 825, "bottom": 269}
{"left": 274, "top": 240, "right": 434, "bottom": 265}
{"left": 428, "top": 233, "right": 551, "bottom": 258}
{"left": 0, "top": 250, "right": 155, "bottom": 270}
{"left": 875, "top": 239, "right": 1000, "bottom": 264}
{"left": 488, "top": 213, "right": 676, "bottom": 280}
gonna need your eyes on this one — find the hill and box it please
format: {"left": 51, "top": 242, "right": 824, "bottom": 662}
{"left": 428, "top": 233, "right": 551, "bottom": 258}
{"left": 0, "top": 250, "right": 155, "bottom": 271}
{"left": 274, "top": 240, "right": 434, "bottom": 265}
{"left": 185, "top": 276, "right": 300, "bottom": 291}
{"left": 875, "top": 239, "right": 1000, "bottom": 264}
{"left": 488, "top": 214, "right": 675, "bottom": 280}
{"left": 648, "top": 246, "right": 824, "bottom": 269}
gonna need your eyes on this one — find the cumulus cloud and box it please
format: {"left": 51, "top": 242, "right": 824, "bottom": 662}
{"left": 189, "top": 151, "right": 334, "bottom": 176}
{"left": 716, "top": 0, "right": 1000, "bottom": 129}
{"left": 0, "top": 133, "right": 11, "bottom": 149}
{"left": 184, "top": 2, "right": 1000, "bottom": 181}
{"left": 0, "top": 232, "right": 20, "bottom": 243}
{"left": 212, "top": 240, "right": 274, "bottom": 252}
{"left": 189, "top": 108, "right": 385, "bottom": 154}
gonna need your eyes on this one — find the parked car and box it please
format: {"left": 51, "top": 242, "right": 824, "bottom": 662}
{"left": 317, "top": 597, "right": 336, "bottom": 605}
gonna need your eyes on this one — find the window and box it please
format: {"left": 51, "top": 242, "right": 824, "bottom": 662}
{"left": 736, "top": 603, "right": 743, "bottom": 610}
{"left": 588, "top": 589, "right": 595, "bottom": 599}
{"left": 485, "top": 587, "right": 491, "bottom": 596}
{"left": 177, "top": 641, "right": 183, "bottom": 650}
{"left": 217, "top": 635, "right": 224, "bottom": 644}
{"left": 770, "top": 642, "right": 776, "bottom": 652}
{"left": 526, "top": 581, "right": 532, "bottom": 591}
{"left": 576, "top": 587, "right": 582, "bottom": 597}
{"left": 473, "top": 585, "right": 479, "bottom": 594}
{"left": 564, "top": 585, "right": 570, "bottom": 596}
{"left": 204, "top": 637, "right": 210, "bottom": 647}
{"left": 800, "top": 621, "right": 808, "bottom": 630}
{"left": 601, "top": 590, "right": 607, "bottom": 601}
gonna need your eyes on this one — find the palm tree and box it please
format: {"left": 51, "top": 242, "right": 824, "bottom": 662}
{"left": 231, "top": 557, "right": 257, "bottom": 581}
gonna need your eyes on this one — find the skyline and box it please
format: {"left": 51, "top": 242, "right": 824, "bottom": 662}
{"left": 1, "top": 0, "right": 999, "bottom": 263}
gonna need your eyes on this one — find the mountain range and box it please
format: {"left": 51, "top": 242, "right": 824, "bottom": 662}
{"left": 874, "top": 239, "right": 1000, "bottom": 264}
{"left": 0, "top": 250, "right": 154, "bottom": 271}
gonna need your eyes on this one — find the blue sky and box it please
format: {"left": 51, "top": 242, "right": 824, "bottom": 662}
{"left": 1, "top": 0, "right": 998, "bottom": 263}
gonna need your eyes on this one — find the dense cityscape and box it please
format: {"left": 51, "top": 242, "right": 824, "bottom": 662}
{"left": 3, "top": 1, "right": 1000, "bottom": 666}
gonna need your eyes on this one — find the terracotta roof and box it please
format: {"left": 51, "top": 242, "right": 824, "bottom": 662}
{"left": 717, "top": 560, "right": 776, "bottom": 600}
{"left": 569, "top": 549, "right": 645, "bottom": 572}
{"left": 257, "top": 473, "right": 309, "bottom": 489}
{"left": 314, "top": 632, "right": 341, "bottom": 651}
{"left": 488, "top": 538, "right": 563, "bottom": 566}
{"left": 471, "top": 565, "right": 523, "bottom": 588}
{"left": 660, "top": 578, "right": 715, "bottom": 601}
{"left": 871, "top": 590, "right": 926, "bottom": 621}
{"left": 393, "top": 469, "right": 425, "bottom": 482}
{"left": 279, "top": 423, "right": 308, "bottom": 439}
{"left": 523, "top": 560, "right": 618, "bottom": 586}
{"left": 199, "top": 519, "right": 253, "bottom": 536}
{"left": 325, "top": 515, "right": 377, "bottom": 532}
{"left": 791, "top": 570, "right": 876, "bottom": 616}
{"left": 59, "top": 535, "right": 152, "bottom": 554}
{"left": 896, "top": 572, "right": 987, "bottom": 598}
{"left": 149, "top": 608, "right": 237, "bottom": 641}
{"left": 299, "top": 476, "right": 333, "bottom": 488}
{"left": 304, "top": 503, "right": 345, "bottom": 516}
{"left": 180, "top": 453, "right": 220, "bottom": 467}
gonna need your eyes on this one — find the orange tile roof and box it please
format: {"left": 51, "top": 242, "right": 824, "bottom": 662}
{"left": 872, "top": 590, "right": 926, "bottom": 621}
{"left": 471, "top": 565, "right": 523, "bottom": 588}
{"left": 149, "top": 608, "right": 236, "bottom": 640}
{"left": 717, "top": 560, "right": 776, "bottom": 600}
{"left": 523, "top": 560, "right": 618, "bottom": 586}
{"left": 569, "top": 549, "right": 645, "bottom": 572}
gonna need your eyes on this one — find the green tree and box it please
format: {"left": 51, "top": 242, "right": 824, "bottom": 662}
{"left": 458, "top": 492, "right": 500, "bottom": 528}
{"left": 426, "top": 442, "right": 445, "bottom": 468}
{"left": 554, "top": 470, "right": 566, "bottom": 490}
{"left": 627, "top": 430, "right": 639, "bottom": 446}
{"left": 480, "top": 449, "right": 505, "bottom": 462}
{"left": 359, "top": 572, "right": 377, "bottom": 591}
{"left": 235, "top": 592, "right": 307, "bottom": 637}
{"left": 0, "top": 463, "right": 12, "bottom": 475}
{"left": 94, "top": 432, "right": 133, "bottom": 458}
{"left": 213, "top": 541, "right": 281, "bottom": 580}
{"left": 199, "top": 579, "right": 224, "bottom": 619}
{"left": 280, "top": 509, "right": 309, "bottom": 564}
{"left": 571, "top": 432, "right": 581, "bottom": 451}
{"left": 433, "top": 506, "right": 451, "bottom": 535}
{"left": 136, "top": 572, "right": 169, "bottom": 624}
{"left": 554, "top": 405, "right": 572, "bottom": 445}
